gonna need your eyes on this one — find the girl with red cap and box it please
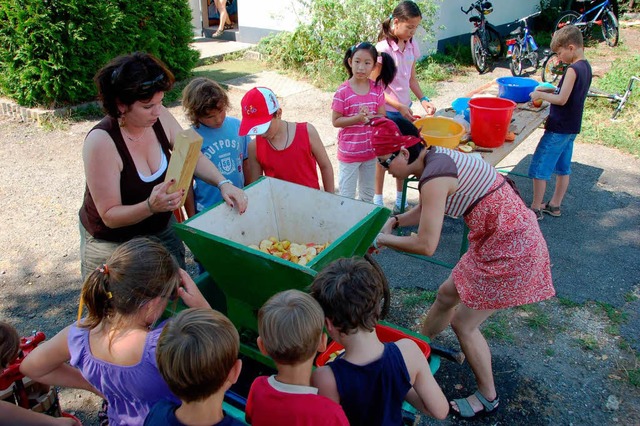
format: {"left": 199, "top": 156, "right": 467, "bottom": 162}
{"left": 370, "top": 117, "right": 555, "bottom": 420}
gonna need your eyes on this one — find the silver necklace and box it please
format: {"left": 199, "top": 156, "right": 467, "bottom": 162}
{"left": 266, "top": 121, "right": 290, "bottom": 151}
{"left": 121, "top": 126, "right": 148, "bottom": 143}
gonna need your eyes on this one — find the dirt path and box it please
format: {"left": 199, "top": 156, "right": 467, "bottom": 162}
{"left": 0, "top": 27, "right": 638, "bottom": 425}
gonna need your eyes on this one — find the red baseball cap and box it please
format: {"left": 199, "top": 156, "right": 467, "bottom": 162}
{"left": 239, "top": 87, "right": 281, "bottom": 136}
{"left": 370, "top": 117, "right": 422, "bottom": 156}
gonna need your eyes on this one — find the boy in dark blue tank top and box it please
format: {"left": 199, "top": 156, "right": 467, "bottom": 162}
{"left": 529, "top": 25, "right": 592, "bottom": 220}
{"left": 310, "top": 257, "right": 449, "bottom": 425}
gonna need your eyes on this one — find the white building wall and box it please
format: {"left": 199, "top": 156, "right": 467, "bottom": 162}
{"left": 419, "top": 0, "right": 540, "bottom": 54}
{"left": 202, "top": 0, "right": 539, "bottom": 49}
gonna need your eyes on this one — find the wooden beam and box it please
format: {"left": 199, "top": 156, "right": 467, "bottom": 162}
{"left": 165, "top": 128, "right": 203, "bottom": 208}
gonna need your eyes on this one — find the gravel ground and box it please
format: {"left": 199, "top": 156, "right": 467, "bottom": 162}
{"left": 0, "top": 27, "right": 639, "bottom": 426}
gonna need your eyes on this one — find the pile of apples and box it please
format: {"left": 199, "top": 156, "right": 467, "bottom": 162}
{"left": 248, "top": 237, "right": 331, "bottom": 266}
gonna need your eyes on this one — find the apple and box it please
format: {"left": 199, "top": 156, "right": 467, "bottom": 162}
{"left": 532, "top": 98, "right": 543, "bottom": 108}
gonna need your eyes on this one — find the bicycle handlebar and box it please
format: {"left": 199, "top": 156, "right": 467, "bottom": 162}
{"left": 510, "top": 10, "right": 541, "bottom": 26}
{"left": 461, "top": 0, "right": 483, "bottom": 15}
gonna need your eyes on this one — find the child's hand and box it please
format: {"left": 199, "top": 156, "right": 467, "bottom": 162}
{"left": 398, "top": 105, "right": 415, "bottom": 122}
{"left": 530, "top": 91, "right": 543, "bottom": 101}
{"left": 421, "top": 100, "right": 437, "bottom": 116}
{"left": 358, "top": 106, "right": 372, "bottom": 124}
{"left": 177, "top": 269, "right": 211, "bottom": 309}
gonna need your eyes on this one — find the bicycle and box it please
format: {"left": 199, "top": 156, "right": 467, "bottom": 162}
{"left": 587, "top": 76, "right": 639, "bottom": 120}
{"left": 554, "top": 0, "right": 619, "bottom": 47}
{"left": 506, "top": 11, "right": 555, "bottom": 77}
{"left": 461, "top": 1, "right": 504, "bottom": 74}
{"left": 541, "top": 52, "right": 567, "bottom": 84}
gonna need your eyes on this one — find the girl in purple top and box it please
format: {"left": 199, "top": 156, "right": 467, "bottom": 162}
{"left": 332, "top": 42, "right": 396, "bottom": 203}
{"left": 21, "top": 238, "right": 211, "bottom": 426}
{"left": 372, "top": 1, "right": 437, "bottom": 212}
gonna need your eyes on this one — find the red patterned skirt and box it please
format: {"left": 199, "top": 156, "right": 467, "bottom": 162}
{"left": 452, "top": 176, "right": 555, "bottom": 310}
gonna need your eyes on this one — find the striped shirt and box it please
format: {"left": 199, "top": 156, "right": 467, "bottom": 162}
{"left": 419, "top": 147, "right": 497, "bottom": 218}
{"left": 332, "top": 80, "right": 385, "bottom": 163}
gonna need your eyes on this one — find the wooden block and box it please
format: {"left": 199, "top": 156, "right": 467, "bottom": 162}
{"left": 165, "top": 128, "right": 203, "bottom": 208}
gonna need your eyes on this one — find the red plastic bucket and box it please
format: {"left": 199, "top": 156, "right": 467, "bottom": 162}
{"left": 468, "top": 97, "right": 517, "bottom": 148}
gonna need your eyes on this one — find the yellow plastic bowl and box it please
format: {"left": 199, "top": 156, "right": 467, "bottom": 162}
{"left": 413, "top": 116, "right": 465, "bottom": 149}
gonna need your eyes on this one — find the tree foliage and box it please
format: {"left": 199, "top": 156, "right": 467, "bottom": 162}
{"left": 257, "top": 0, "right": 440, "bottom": 89}
{"left": 0, "top": 0, "right": 199, "bottom": 108}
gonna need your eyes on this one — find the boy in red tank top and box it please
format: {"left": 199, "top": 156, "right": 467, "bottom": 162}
{"left": 239, "top": 87, "right": 335, "bottom": 192}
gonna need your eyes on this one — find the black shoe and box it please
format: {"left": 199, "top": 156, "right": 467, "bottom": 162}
{"left": 531, "top": 208, "right": 543, "bottom": 221}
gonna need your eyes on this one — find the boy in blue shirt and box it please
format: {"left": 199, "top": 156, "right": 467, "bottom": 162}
{"left": 529, "top": 25, "right": 592, "bottom": 220}
{"left": 182, "top": 77, "right": 250, "bottom": 216}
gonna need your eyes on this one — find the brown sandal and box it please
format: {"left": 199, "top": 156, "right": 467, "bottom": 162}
{"left": 542, "top": 202, "right": 561, "bottom": 217}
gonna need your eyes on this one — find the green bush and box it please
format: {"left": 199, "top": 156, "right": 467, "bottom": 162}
{"left": 0, "top": 0, "right": 199, "bottom": 108}
{"left": 257, "top": 0, "right": 439, "bottom": 90}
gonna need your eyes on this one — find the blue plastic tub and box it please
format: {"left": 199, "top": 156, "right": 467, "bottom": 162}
{"left": 496, "top": 77, "right": 539, "bottom": 103}
{"left": 451, "top": 97, "right": 471, "bottom": 122}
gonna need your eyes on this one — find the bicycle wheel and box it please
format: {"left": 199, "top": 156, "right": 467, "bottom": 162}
{"left": 510, "top": 45, "right": 523, "bottom": 76}
{"left": 486, "top": 25, "right": 503, "bottom": 58}
{"left": 541, "top": 53, "right": 564, "bottom": 84}
{"left": 471, "top": 33, "right": 488, "bottom": 74}
{"left": 554, "top": 10, "right": 581, "bottom": 34}
{"left": 601, "top": 8, "right": 619, "bottom": 47}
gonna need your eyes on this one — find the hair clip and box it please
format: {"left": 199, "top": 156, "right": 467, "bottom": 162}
{"left": 106, "top": 292, "right": 113, "bottom": 299}
{"left": 388, "top": 14, "right": 393, "bottom": 20}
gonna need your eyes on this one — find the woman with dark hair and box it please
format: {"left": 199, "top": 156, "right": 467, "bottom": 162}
{"left": 370, "top": 117, "right": 555, "bottom": 419}
{"left": 79, "top": 52, "right": 247, "bottom": 278}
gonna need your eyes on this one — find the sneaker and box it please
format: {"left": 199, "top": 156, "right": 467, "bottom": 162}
{"left": 393, "top": 203, "right": 409, "bottom": 215}
{"left": 373, "top": 199, "right": 384, "bottom": 207}
{"left": 531, "top": 208, "right": 543, "bottom": 221}
{"left": 542, "top": 202, "right": 561, "bottom": 217}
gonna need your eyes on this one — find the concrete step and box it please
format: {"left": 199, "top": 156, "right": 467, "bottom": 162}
{"left": 191, "top": 37, "right": 255, "bottom": 61}
{"left": 202, "top": 27, "right": 238, "bottom": 42}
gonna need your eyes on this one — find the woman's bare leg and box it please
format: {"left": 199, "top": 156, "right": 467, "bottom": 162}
{"left": 450, "top": 304, "right": 497, "bottom": 412}
{"left": 421, "top": 275, "right": 459, "bottom": 339}
{"left": 215, "top": 0, "right": 231, "bottom": 28}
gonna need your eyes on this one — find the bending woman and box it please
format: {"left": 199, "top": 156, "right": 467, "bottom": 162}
{"left": 79, "top": 52, "right": 247, "bottom": 278}
{"left": 371, "top": 117, "right": 554, "bottom": 419}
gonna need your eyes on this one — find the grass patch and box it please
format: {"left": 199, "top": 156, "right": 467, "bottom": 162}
{"left": 516, "top": 304, "right": 551, "bottom": 330}
{"left": 557, "top": 297, "right": 581, "bottom": 308}
{"left": 402, "top": 291, "right": 436, "bottom": 308}
{"left": 578, "top": 336, "right": 599, "bottom": 351}
{"left": 596, "top": 302, "right": 628, "bottom": 326}
{"left": 164, "top": 59, "right": 265, "bottom": 105}
{"left": 482, "top": 316, "right": 514, "bottom": 343}
{"left": 628, "top": 368, "right": 640, "bottom": 387}
{"left": 624, "top": 292, "right": 638, "bottom": 303}
{"left": 544, "top": 347, "right": 556, "bottom": 357}
{"left": 579, "top": 54, "right": 640, "bottom": 157}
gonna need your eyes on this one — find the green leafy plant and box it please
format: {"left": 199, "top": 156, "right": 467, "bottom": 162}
{"left": 403, "top": 290, "right": 436, "bottom": 308}
{"left": 0, "top": 0, "right": 198, "bottom": 108}
{"left": 482, "top": 317, "right": 514, "bottom": 343}
{"left": 257, "top": 0, "right": 439, "bottom": 90}
{"left": 577, "top": 336, "right": 599, "bottom": 351}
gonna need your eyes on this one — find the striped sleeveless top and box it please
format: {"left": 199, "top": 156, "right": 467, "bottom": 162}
{"left": 418, "top": 147, "right": 497, "bottom": 218}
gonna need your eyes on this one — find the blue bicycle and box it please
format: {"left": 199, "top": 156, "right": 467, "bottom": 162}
{"left": 554, "top": 0, "right": 619, "bottom": 47}
{"left": 506, "top": 11, "right": 554, "bottom": 76}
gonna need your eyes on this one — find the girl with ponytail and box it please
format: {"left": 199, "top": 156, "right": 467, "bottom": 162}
{"left": 372, "top": 1, "right": 438, "bottom": 213}
{"left": 20, "top": 237, "right": 211, "bottom": 425}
